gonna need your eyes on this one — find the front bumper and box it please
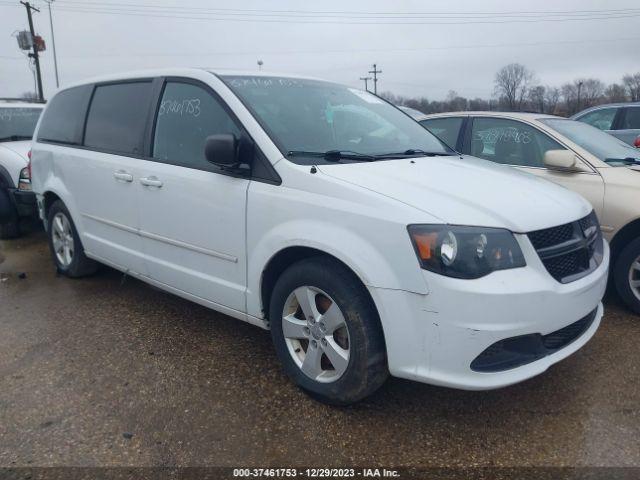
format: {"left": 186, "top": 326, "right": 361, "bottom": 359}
{"left": 369, "top": 238, "right": 609, "bottom": 390}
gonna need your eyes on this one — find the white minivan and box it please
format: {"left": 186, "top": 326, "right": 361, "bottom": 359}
{"left": 31, "top": 69, "right": 609, "bottom": 404}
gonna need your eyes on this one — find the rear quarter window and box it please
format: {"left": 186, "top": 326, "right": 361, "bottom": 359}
{"left": 419, "top": 117, "right": 464, "bottom": 148}
{"left": 84, "top": 82, "right": 153, "bottom": 155}
{"left": 37, "top": 86, "right": 91, "bottom": 145}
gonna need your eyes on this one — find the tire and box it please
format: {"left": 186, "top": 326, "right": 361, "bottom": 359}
{"left": 47, "top": 200, "right": 98, "bottom": 277}
{"left": 269, "top": 257, "right": 388, "bottom": 405}
{"left": 0, "top": 189, "right": 19, "bottom": 239}
{"left": 613, "top": 237, "right": 640, "bottom": 315}
{"left": 0, "top": 219, "right": 19, "bottom": 239}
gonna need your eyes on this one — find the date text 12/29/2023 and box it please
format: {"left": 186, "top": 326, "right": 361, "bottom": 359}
{"left": 233, "top": 468, "right": 400, "bottom": 478}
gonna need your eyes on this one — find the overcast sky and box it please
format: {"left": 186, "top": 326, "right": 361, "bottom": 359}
{"left": 0, "top": 0, "right": 639, "bottom": 100}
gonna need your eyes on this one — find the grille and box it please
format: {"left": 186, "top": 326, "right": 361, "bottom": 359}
{"left": 528, "top": 223, "right": 574, "bottom": 250}
{"left": 543, "top": 249, "right": 590, "bottom": 281}
{"left": 527, "top": 211, "right": 603, "bottom": 283}
{"left": 471, "top": 308, "right": 598, "bottom": 372}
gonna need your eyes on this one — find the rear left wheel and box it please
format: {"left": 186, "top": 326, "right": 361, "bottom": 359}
{"left": 47, "top": 200, "right": 98, "bottom": 277}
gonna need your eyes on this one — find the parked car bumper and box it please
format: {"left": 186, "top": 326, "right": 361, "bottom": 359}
{"left": 10, "top": 188, "right": 37, "bottom": 218}
{"left": 371, "top": 240, "right": 609, "bottom": 390}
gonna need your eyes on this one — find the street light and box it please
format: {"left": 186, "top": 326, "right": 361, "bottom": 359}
{"left": 44, "top": 0, "right": 59, "bottom": 88}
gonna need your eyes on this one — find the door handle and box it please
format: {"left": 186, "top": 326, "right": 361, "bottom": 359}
{"left": 113, "top": 170, "right": 133, "bottom": 182}
{"left": 140, "top": 176, "right": 163, "bottom": 188}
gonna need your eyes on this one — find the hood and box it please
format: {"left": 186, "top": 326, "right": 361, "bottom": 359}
{"left": 0, "top": 140, "right": 31, "bottom": 163}
{"left": 318, "top": 155, "right": 592, "bottom": 233}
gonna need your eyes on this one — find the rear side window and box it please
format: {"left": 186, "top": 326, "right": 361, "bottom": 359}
{"left": 621, "top": 107, "right": 640, "bottom": 129}
{"left": 37, "top": 86, "right": 90, "bottom": 145}
{"left": 152, "top": 81, "right": 241, "bottom": 170}
{"left": 84, "top": 82, "right": 152, "bottom": 155}
{"left": 576, "top": 108, "right": 617, "bottom": 131}
{"left": 419, "top": 117, "right": 464, "bottom": 148}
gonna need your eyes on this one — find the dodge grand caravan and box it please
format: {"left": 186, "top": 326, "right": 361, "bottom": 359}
{"left": 31, "top": 69, "right": 609, "bottom": 404}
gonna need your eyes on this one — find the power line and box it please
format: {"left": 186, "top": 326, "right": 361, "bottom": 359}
{"left": 8, "top": 36, "right": 640, "bottom": 61}
{"left": 51, "top": 2, "right": 640, "bottom": 17}
{"left": 47, "top": 5, "right": 640, "bottom": 25}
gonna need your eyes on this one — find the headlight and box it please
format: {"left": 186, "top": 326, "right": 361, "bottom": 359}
{"left": 408, "top": 225, "right": 526, "bottom": 279}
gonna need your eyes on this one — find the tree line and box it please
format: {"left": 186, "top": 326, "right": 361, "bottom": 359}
{"left": 381, "top": 63, "right": 640, "bottom": 117}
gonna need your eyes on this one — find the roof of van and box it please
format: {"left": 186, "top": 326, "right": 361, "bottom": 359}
{"left": 53, "top": 68, "right": 329, "bottom": 92}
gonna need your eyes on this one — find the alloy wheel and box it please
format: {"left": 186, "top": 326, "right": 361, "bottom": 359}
{"left": 629, "top": 255, "right": 640, "bottom": 302}
{"left": 282, "top": 286, "right": 350, "bottom": 383}
{"left": 51, "top": 212, "right": 74, "bottom": 267}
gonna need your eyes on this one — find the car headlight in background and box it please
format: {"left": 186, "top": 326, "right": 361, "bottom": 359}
{"left": 408, "top": 225, "right": 526, "bottom": 279}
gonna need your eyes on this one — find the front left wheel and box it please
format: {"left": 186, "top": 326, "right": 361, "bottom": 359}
{"left": 269, "top": 257, "right": 388, "bottom": 405}
{"left": 47, "top": 200, "right": 98, "bottom": 277}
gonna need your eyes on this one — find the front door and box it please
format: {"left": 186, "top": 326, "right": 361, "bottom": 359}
{"left": 137, "top": 80, "right": 249, "bottom": 313}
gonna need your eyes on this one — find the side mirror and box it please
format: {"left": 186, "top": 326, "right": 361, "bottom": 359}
{"left": 543, "top": 149, "right": 578, "bottom": 170}
{"left": 205, "top": 134, "right": 239, "bottom": 167}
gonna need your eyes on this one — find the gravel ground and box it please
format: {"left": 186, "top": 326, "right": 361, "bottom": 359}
{"left": 0, "top": 229, "right": 638, "bottom": 469}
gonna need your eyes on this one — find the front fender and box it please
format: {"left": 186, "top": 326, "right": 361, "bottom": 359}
{"left": 246, "top": 218, "right": 429, "bottom": 319}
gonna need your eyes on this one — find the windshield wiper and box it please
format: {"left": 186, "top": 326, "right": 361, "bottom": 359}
{"left": 374, "top": 149, "right": 455, "bottom": 159}
{"left": 0, "top": 135, "right": 32, "bottom": 142}
{"left": 287, "top": 150, "right": 376, "bottom": 162}
{"left": 605, "top": 157, "right": 640, "bottom": 165}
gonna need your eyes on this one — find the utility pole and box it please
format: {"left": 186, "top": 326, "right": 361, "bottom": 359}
{"left": 368, "top": 63, "right": 382, "bottom": 95}
{"left": 21, "top": 1, "right": 44, "bottom": 102}
{"left": 44, "top": 0, "right": 59, "bottom": 88}
{"left": 359, "top": 76, "right": 372, "bottom": 92}
{"left": 577, "top": 81, "right": 584, "bottom": 112}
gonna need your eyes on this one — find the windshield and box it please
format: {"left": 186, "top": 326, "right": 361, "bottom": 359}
{"left": 0, "top": 107, "right": 42, "bottom": 141}
{"left": 541, "top": 118, "right": 640, "bottom": 165}
{"left": 220, "top": 75, "right": 451, "bottom": 164}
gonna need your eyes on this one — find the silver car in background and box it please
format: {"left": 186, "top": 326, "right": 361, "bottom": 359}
{"left": 572, "top": 102, "right": 640, "bottom": 146}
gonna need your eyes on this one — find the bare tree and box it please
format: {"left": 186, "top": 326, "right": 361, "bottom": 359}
{"left": 528, "top": 85, "right": 546, "bottom": 113}
{"left": 605, "top": 83, "right": 628, "bottom": 103}
{"left": 623, "top": 73, "right": 640, "bottom": 102}
{"left": 581, "top": 79, "right": 606, "bottom": 106}
{"left": 562, "top": 78, "right": 605, "bottom": 115}
{"left": 494, "top": 63, "right": 535, "bottom": 111}
{"left": 543, "top": 86, "right": 561, "bottom": 114}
